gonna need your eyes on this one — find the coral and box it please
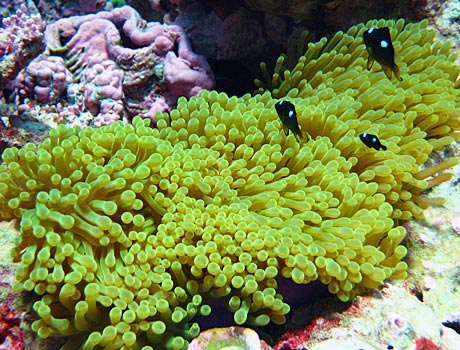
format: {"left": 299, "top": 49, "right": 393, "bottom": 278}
{"left": 32, "top": 0, "right": 90, "bottom": 22}
{"left": 15, "top": 5, "right": 214, "bottom": 127}
{"left": 0, "top": 4, "right": 45, "bottom": 85}
{"left": 273, "top": 283, "right": 458, "bottom": 350}
{"left": 46, "top": 5, "right": 213, "bottom": 122}
{"left": 1, "top": 17, "right": 459, "bottom": 350}
{"left": 0, "top": 304, "right": 26, "bottom": 350}
{"left": 188, "top": 326, "right": 273, "bottom": 350}
{"left": 430, "top": 0, "right": 460, "bottom": 51}
{"left": 0, "top": 0, "right": 23, "bottom": 18}
{"left": 0, "top": 103, "right": 45, "bottom": 158}
{"left": 81, "top": 58, "right": 126, "bottom": 127}
{"left": 15, "top": 54, "right": 73, "bottom": 103}
{"left": 402, "top": 154, "right": 460, "bottom": 342}
{"left": 29, "top": 0, "right": 110, "bottom": 22}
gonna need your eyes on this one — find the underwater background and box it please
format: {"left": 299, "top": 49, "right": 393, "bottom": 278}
{"left": 0, "top": 1, "right": 460, "bottom": 350}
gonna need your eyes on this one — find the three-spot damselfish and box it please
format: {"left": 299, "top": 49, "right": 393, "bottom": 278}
{"left": 274, "top": 100, "right": 309, "bottom": 142}
{"left": 359, "top": 132, "right": 387, "bottom": 151}
{"left": 363, "top": 27, "right": 402, "bottom": 81}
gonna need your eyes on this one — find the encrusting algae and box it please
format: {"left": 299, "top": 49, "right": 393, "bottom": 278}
{"left": 0, "top": 18, "right": 459, "bottom": 350}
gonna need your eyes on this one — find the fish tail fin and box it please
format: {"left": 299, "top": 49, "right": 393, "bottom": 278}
{"left": 366, "top": 52, "right": 374, "bottom": 70}
{"left": 381, "top": 144, "right": 387, "bottom": 151}
{"left": 283, "top": 125, "right": 290, "bottom": 136}
{"left": 297, "top": 131, "right": 310, "bottom": 143}
{"left": 393, "top": 65, "right": 402, "bottom": 81}
{"left": 383, "top": 66, "right": 393, "bottom": 80}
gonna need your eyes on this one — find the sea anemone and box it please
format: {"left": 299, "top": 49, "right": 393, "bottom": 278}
{"left": 0, "top": 18, "right": 458, "bottom": 350}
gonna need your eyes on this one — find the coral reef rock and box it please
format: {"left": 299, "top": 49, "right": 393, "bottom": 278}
{"left": 188, "top": 326, "right": 273, "bottom": 350}
{"left": 0, "top": 4, "right": 45, "bottom": 85}
{"left": 14, "top": 5, "right": 214, "bottom": 128}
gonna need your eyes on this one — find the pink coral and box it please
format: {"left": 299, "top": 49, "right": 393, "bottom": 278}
{"left": 83, "top": 57, "right": 126, "bottom": 126}
{"left": 0, "top": 4, "right": 45, "bottom": 84}
{"left": 17, "top": 5, "right": 214, "bottom": 126}
{"left": 15, "top": 54, "right": 72, "bottom": 103}
{"left": 163, "top": 50, "right": 214, "bottom": 97}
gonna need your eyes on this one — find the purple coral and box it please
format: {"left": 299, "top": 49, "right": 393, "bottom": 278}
{"left": 15, "top": 5, "right": 214, "bottom": 127}
{"left": 16, "top": 54, "right": 72, "bottom": 103}
{"left": 82, "top": 58, "right": 126, "bottom": 126}
{"left": 0, "top": 4, "right": 45, "bottom": 85}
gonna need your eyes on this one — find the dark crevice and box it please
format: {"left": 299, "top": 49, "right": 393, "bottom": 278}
{"left": 172, "top": 41, "right": 179, "bottom": 57}
{"left": 208, "top": 59, "right": 256, "bottom": 97}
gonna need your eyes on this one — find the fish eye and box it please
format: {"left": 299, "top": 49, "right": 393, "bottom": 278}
{"left": 363, "top": 132, "right": 368, "bottom": 137}
{"left": 380, "top": 40, "right": 388, "bottom": 48}
{"left": 368, "top": 27, "right": 375, "bottom": 33}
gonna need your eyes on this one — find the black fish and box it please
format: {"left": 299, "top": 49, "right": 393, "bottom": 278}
{"left": 363, "top": 27, "right": 402, "bottom": 81}
{"left": 274, "top": 100, "right": 308, "bottom": 142}
{"left": 359, "top": 132, "right": 387, "bottom": 151}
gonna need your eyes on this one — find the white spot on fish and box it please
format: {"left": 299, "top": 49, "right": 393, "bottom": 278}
{"left": 380, "top": 40, "right": 388, "bottom": 48}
